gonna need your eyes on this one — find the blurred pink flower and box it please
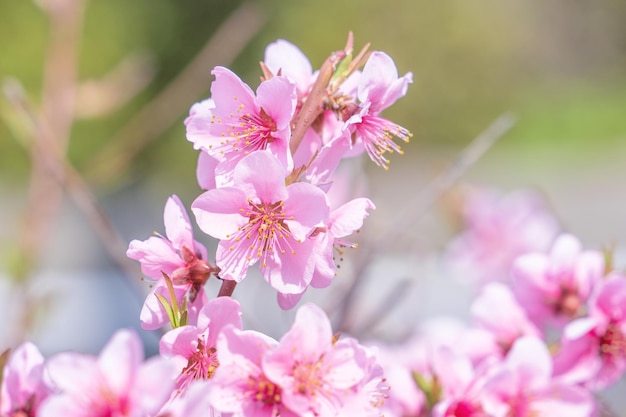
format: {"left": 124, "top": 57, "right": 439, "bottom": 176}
{"left": 159, "top": 297, "right": 242, "bottom": 393}
{"left": 158, "top": 380, "right": 218, "bottom": 417}
{"left": 192, "top": 151, "right": 330, "bottom": 304}
{"left": 512, "top": 234, "right": 604, "bottom": 328}
{"left": 446, "top": 188, "right": 560, "bottom": 284}
{"left": 431, "top": 347, "right": 491, "bottom": 417}
{"left": 471, "top": 283, "right": 542, "bottom": 355}
{"left": 370, "top": 342, "right": 425, "bottom": 417}
{"left": 554, "top": 273, "right": 626, "bottom": 390}
{"left": 39, "top": 329, "right": 177, "bottom": 417}
{"left": 333, "top": 341, "right": 389, "bottom": 417}
{"left": 481, "top": 337, "right": 593, "bottom": 417}
{"left": 0, "top": 342, "right": 50, "bottom": 417}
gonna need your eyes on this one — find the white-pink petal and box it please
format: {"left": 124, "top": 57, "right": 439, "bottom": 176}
{"left": 264, "top": 39, "right": 313, "bottom": 95}
{"left": 97, "top": 329, "right": 144, "bottom": 397}
{"left": 192, "top": 187, "right": 249, "bottom": 239}
{"left": 233, "top": 151, "right": 289, "bottom": 203}
{"left": 164, "top": 195, "right": 195, "bottom": 251}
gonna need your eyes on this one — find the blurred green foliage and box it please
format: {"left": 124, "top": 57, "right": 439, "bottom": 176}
{"left": 1, "top": 0, "right": 625, "bottom": 189}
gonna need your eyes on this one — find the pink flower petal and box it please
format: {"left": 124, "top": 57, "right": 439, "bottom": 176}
{"left": 163, "top": 195, "right": 194, "bottom": 254}
{"left": 283, "top": 182, "right": 329, "bottom": 241}
{"left": 264, "top": 39, "right": 313, "bottom": 95}
{"left": 97, "top": 329, "right": 144, "bottom": 398}
{"left": 185, "top": 98, "right": 217, "bottom": 152}
{"left": 233, "top": 151, "right": 288, "bottom": 203}
{"left": 256, "top": 76, "right": 297, "bottom": 131}
{"left": 210, "top": 66, "right": 256, "bottom": 120}
{"left": 329, "top": 197, "right": 375, "bottom": 238}
{"left": 196, "top": 151, "right": 218, "bottom": 191}
{"left": 192, "top": 187, "right": 249, "bottom": 239}
{"left": 196, "top": 297, "right": 243, "bottom": 347}
{"left": 129, "top": 356, "right": 178, "bottom": 415}
{"left": 45, "top": 352, "right": 101, "bottom": 396}
{"left": 126, "top": 236, "right": 181, "bottom": 278}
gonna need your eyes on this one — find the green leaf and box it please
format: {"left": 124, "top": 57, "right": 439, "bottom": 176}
{"left": 412, "top": 370, "right": 442, "bottom": 410}
{"left": 155, "top": 293, "right": 176, "bottom": 328}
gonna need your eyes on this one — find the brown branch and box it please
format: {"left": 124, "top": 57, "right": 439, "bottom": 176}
{"left": 217, "top": 279, "right": 237, "bottom": 297}
{"left": 85, "top": 2, "right": 268, "bottom": 186}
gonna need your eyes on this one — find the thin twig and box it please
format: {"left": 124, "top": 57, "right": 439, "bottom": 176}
{"left": 7, "top": 0, "right": 85, "bottom": 346}
{"left": 17, "top": 0, "right": 84, "bottom": 277}
{"left": 386, "top": 112, "right": 516, "bottom": 245}
{"left": 334, "top": 113, "right": 516, "bottom": 331}
{"left": 349, "top": 277, "right": 413, "bottom": 337}
{"left": 85, "top": 2, "right": 268, "bottom": 185}
{"left": 4, "top": 80, "right": 142, "bottom": 290}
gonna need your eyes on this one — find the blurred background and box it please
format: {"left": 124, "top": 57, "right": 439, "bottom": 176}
{"left": 1, "top": 0, "right": 625, "bottom": 380}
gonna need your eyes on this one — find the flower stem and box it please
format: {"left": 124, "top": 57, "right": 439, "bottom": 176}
{"left": 289, "top": 49, "right": 346, "bottom": 155}
{"left": 217, "top": 279, "right": 237, "bottom": 297}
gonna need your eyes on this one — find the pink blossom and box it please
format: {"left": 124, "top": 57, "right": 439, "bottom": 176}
{"left": 127, "top": 195, "right": 214, "bottom": 330}
{"left": 192, "top": 151, "right": 330, "bottom": 301}
{"left": 39, "top": 329, "right": 178, "bottom": 417}
{"left": 553, "top": 273, "right": 626, "bottom": 390}
{"left": 344, "top": 51, "right": 413, "bottom": 169}
{"left": 370, "top": 342, "right": 425, "bottom": 417}
{"left": 159, "top": 297, "right": 243, "bottom": 393}
{"left": 481, "top": 337, "right": 594, "bottom": 417}
{"left": 430, "top": 347, "right": 491, "bottom": 417}
{"left": 333, "top": 341, "right": 389, "bottom": 417}
{"left": 209, "top": 326, "right": 297, "bottom": 417}
{"left": 471, "top": 283, "right": 542, "bottom": 355}
{"left": 261, "top": 303, "right": 369, "bottom": 416}
{"left": 512, "top": 234, "right": 604, "bottom": 327}
{"left": 158, "top": 380, "right": 218, "bottom": 417}
{"left": 0, "top": 342, "right": 50, "bottom": 417}
{"left": 446, "top": 188, "right": 560, "bottom": 284}
{"left": 275, "top": 196, "right": 376, "bottom": 310}
{"left": 263, "top": 39, "right": 314, "bottom": 100}
{"left": 310, "top": 197, "right": 376, "bottom": 289}
{"left": 185, "top": 66, "right": 297, "bottom": 187}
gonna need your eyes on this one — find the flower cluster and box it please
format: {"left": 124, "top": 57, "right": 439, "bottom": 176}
{"left": 378, "top": 189, "right": 626, "bottom": 417}
{"left": 3, "top": 34, "right": 625, "bottom": 417}
{"left": 1, "top": 35, "right": 410, "bottom": 417}
{"left": 127, "top": 35, "right": 413, "bottom": 319}
{"left": 0, "top": 301, "right": 386, "bottom": 417}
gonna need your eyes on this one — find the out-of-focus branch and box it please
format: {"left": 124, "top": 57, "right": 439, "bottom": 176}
{"left": 3, "top": 80, "right": 141, "bottom": 285}
{"left": 5, "top": 0, "right": 85, "bottom": 345}
{"left": 75, "top": 51, "right": 156, "bottom": 119}
{"left": 85, "top": 2, "right": 268, "bottom": 186}
{"left": 334, "top": 113, "right": 516, "bottom": 332}
{"left": 18, "top": 0, "right": 84, "bottom": 279}
{"left": 348, "top": 276, "right": 413, "bottom": 337}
